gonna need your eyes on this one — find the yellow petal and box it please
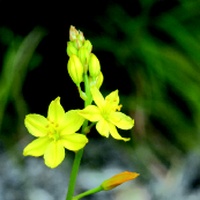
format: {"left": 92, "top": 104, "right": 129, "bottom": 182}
{"left": 90, "top": 86, "right": 105, "bottom": 109}
{"left": 47, "top": 97, "right": 65, "bottom": 124}
{"left": 96, "top": 119, "right": 109, "bottom": 138}
{"left": 109, "top": 123, "right": 130, "bottom": 142}
{"left": 25, "top": 114, "right": 48, "bottom": 137}
{"left": 79, "top": 105, "right": 101, "bottom": 122}
{"left": 109, "top": 112, "right": 134, "bottom": 130}
{"left": 101, "top": 171, "right": 140, "bottom": 190}
{"left": 44, "top": 141, "right": 65, "bottom": 168}
{"left": 59, "top": 110, "right": 84, "bottom": 135}
{"left": 61, "top": 134, "right": 88, "bottom": 151}
{"left": 23, "top": 137, "right": 50, "bottom": 157}
{"left": 105, "top": 90, "right": 119, "bottom": 107}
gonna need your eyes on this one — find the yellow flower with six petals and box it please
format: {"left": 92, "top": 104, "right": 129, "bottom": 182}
{"left": 79, "top": 87, "right": 134, "bottom": 141}
{"left": 23, "top": 97, "right": 88, "bottom": 168}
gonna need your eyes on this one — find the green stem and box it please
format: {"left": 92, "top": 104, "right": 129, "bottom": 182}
{"left": 66, "top": 116, "right": 89, "bottom": 200}
{"left": 66, "top": 149, "right": 84, "bottom": 200}
{"left": 66, "top": 73, "right": 92, "bottom": 200}
{"left": 72, "top": 185, "right": 103, "bottom": 200}
{"left": 84, "top": 73, "right": 92, "bottom": 105}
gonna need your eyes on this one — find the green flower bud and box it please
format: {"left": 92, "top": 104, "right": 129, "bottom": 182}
{"left": 78, "top": 46, "right": 91, "bottom": 69}
{"left": 75, "top": 39, "right": 82, "bottom": 49}
{"left": 66, "top": 41, "right": 78, "bottom": 57}
{"left": 88, "top": 53, "right": 101, "bottom": 78}
{"left": 89, "top": 71, "right": 104, "bottom": 89}
{"left": 83, "top": 40, "right": 92, "bottom": 53}
{"left": 96, "top": 71, "right": 104, "bottom": 89}
{"left": 67, "top": 54, "right": 84, "bottom": 85}
{"left": 77, "top": 40, "right": 92, "bottom": 69}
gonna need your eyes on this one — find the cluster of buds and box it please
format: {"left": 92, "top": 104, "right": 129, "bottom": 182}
{"left": 67, "top": 26, "right": 102, "bottom": 89}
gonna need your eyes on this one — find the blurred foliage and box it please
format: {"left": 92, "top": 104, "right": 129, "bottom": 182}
{"left": 91, "top": 0, "right": 200, "bottom": 168}
{"left": 0, "top": 27, "right": 46, "bottom": 148}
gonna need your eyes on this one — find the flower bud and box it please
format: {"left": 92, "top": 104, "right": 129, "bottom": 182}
{"left": 69, "top": 25, "right": 78, "bottom": 41}
{"left": 88, "top": 53, "right": 101, "bottom": 78}
{"left": 78, "top": 46, "right": 90, "bottom": 68}
{"left": 96, "top": 71, "right": 104, "bottom": 88}
{"left": 83, "top": 40, "right": 92, "bottom": 53}
{"left": 67, "top": 54, "right": 84, "bottom": 85}
{"left": 77, "top": 31, "right": 85, "bottom": 44}
{"left": 101, "top": 171, "right": 139, "bottom": 191}
{"left": 69, "top": 25, "right": 85, "bottom": 48}
{"left": 89, "top": 71, "right": 104, "bottom": 89}
{"left": 66, "top": 41, "right": 78, "bottom": 57}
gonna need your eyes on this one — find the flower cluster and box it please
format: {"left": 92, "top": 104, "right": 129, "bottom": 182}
{"left": 67, "top": 25, "right": 102, "bottom": 89}
{"left": 23, "top": 25, "right": 135, "bottom": 169}
{"left": 67, "top": 25, "right": 134, "bottom": 141}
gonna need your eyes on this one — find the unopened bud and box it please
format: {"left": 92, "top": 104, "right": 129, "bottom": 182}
{"left": 77, "top": 31, "right": 85, "bottom": 44}
{"left": 83, "top": 40, "right": 92, "bottom": 53}
{"left": 96, "top": 71, "right": 104, "bottom": 88}
{"left": 78, "top": 46, "right": 90, "bottom": 67}
{"left": 77, "top": 40, "right": 93, "bottom": 68}
{"left": 69, "top": 25, "right": 85, "bottom": 48}
{"left": 67, "top": 54, "right": 84, "bottom": 85}
{"left": 66, "top": 41, "right": 78, "bottom": 57}
{"left": 101, "top": 171, "right": 140, "bottom": 191}
{"left": 69, "top": 25, "right": 79, "bottom": 41}
{"left": 89, "top": 71, "right": 104, "bottom": 89}
{"left": 88, "top": 53, "right": 101, "bottom": 78}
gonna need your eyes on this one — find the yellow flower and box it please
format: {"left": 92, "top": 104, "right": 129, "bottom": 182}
{"left": 79, "top": 87, "right": 134, "bottom": 141}
{"left": 23, "top": 97, "right": 88, "bottom": 168}
{"left": 101, "top": 171, "right": 140, "bottom": 191}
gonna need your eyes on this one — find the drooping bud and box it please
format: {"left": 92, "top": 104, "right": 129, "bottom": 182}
{"left": 101, "top": 171, "right": 140, "bottom": 191}
{"left": 88, "top": 53, "right": 101, "bottom": 78}
{"left": 67, "top": 54, "right": 84, "bottom": 85}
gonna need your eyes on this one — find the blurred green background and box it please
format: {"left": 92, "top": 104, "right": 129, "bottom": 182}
{"left": 1, "top": 0, "right": 200, "bottom": 199}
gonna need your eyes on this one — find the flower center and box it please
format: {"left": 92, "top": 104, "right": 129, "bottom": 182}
{"left": 101, "top": 106, "right": 112, "bottom": 121}
{"left": 46, "top": 120, "right": 61, "bottom": 141}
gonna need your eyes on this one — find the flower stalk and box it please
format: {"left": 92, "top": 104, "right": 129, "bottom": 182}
{"left": 66, "top": 148, "right": 84, "bottom": 200}
{"left": 66, "top": 71, "right": 92, "bottom": 200}
{"left": 72, "top": 185, "right": 103, "bottom": 200}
